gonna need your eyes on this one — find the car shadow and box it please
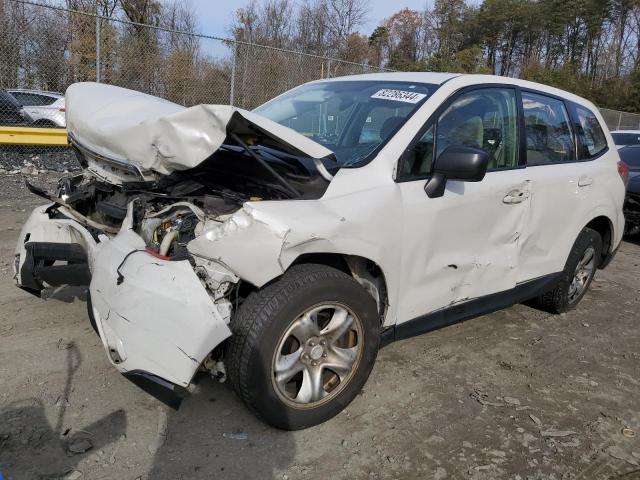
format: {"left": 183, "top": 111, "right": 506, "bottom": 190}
{"left": 146, "top": 374, "right": 297, "bottom": 480}
{"left": 0, "top": 344, "right": 126, "bottom": 479}
{"left": 40, "top": 285, "right": 87, "bottom": 303}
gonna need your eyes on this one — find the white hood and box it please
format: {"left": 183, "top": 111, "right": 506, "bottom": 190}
{"left": 65, "top": 82, "right": 333, "bottom": 180}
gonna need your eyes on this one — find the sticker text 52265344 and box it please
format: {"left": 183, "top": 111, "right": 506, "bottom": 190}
{"left": 370, "top": 89, "right": 427, "bottom": 104}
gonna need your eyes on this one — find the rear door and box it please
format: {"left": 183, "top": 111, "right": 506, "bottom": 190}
{"left": 516, "top": 91, "right": 610, "bottom": 281}
{"left": 395, "top": 86, "right": 532, "bottom": 322}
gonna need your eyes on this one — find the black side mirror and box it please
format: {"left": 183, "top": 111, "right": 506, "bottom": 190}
{"left": 425, "top": 146, "right": 489, "bottom": 198}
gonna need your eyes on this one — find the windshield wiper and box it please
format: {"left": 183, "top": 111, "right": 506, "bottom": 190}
{"left": 229, "top": 133, "right": 301, "bottom": 199}
{"left": 253, "top": 145, "right": 335, "bottom": 182}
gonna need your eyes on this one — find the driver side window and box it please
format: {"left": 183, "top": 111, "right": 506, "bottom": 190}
{"left": 400, "top": 88, "right": 519, "bottom": 180}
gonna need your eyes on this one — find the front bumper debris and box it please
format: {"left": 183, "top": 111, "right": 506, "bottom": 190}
{"left": 16, "top": 204, "right": 233, "bottom": 406}
{"left": 89, "top": 228, "right": 232, "bottom": 388}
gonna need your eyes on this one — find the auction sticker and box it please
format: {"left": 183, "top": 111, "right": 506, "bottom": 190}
{"left": 371, "top": 89, "right": 427, "bottom": 103}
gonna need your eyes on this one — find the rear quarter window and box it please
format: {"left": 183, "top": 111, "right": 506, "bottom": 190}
{"left": 571, "top": 104, "right": 608, "bottom": 159}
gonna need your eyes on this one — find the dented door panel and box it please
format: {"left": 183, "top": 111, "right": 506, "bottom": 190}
{"left": 517, "top": 154, "right": 624, "bottom": 283}
{"left": 396, "top": 170, "right": 531, "bottom": 322}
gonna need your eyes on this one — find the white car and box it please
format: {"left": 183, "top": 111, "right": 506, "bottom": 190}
{"left": 14, "top": 74, "right": 626, "bottom": 430}
{"left": 610, "top": 130, "right": 640, "bottom": 149}
{"left": 8, "top": 89, "right": 66, "bottom": 127}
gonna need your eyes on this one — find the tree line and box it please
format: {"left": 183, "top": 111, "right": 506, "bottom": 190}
{"left": 231, "top": 0, "right": 640, "bottom": 112}
{"left": 1, "top": 0, "right": 640, "bottom": 113}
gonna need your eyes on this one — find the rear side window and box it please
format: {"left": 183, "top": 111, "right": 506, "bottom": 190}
{"left": 572, "top": 105, "right": 607, "bottom": 159}
{"left": 522, "top": 92, "right": 575, "bottom": 165}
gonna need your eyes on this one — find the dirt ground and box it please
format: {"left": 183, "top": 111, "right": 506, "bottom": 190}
{"left": 1, "top": 171, "right": 639, "bottom": 480}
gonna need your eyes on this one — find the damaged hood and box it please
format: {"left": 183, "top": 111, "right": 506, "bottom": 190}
{"left": 65, "top": 82, "right": 334, "bottom": 180}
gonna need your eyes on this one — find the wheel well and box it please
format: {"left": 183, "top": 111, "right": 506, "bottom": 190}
{"left": 291, "top": 253, "right": 389, "bottom": 323}
{"left": 584, "top": 216, "right": 613, "bottom": 267}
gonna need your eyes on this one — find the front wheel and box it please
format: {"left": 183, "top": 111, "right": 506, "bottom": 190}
{"left": 536, "top": 227, "right": 602, "bottom": 313}
{"left": 226, "top": 264, "right": 380, "bottom": 430}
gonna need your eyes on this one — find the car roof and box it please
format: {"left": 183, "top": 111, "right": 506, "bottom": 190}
{"left": 7, "top": 88, "right": 63, "bottom": 97}
{"left": 318, "top": 71, "right": 461, "bottom": 85}
{"left": 315, "top": 72, "right": 597, "bottom": 109}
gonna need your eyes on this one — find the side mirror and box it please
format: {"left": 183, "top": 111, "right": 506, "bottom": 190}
{"left": 424, "top": 146, "right": 489, "bottom": 198}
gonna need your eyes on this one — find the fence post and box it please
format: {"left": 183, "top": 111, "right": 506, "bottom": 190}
{"left": 230, "top": 41, "right": 237, "bottom": 106}
{"left": 95, "top": 14, "right": 101, "bottom": 83}
{"left": 617, "top": 111, "right": 622, "bottom": 130}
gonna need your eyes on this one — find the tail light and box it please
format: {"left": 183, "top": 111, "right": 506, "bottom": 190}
{"left": 618, "top": 161, "right": 630, "bottom": 188}
{"left": 59, "top": 107, "right": 65, "bottom": 112}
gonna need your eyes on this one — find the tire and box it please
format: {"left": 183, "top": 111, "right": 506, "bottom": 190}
{"left": 227, "top": 264, "right": 380, "bottom": 430}
{"left": 536, "top": 227, "right": 602, "bottom": 313}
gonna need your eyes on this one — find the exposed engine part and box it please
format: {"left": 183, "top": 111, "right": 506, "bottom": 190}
{"left": 159, "top": 230, "right": 178, "bottom": 256}
{"left": 145, "top": 209, "right": 201, "bottom": 259}
{"left": 203, "top": 356, "right": 227, "bottom": 383}
{"left": 194, "top": 258, "right": 239, "bottom": 299}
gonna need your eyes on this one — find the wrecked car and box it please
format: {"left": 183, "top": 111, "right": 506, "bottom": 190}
{"left": 14, "top": 74, "right": 626, "bottom": 430}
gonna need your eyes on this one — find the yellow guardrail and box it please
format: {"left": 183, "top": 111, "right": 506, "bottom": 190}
{"left": 0, "top": 126, "right": 69, "bottom": 146}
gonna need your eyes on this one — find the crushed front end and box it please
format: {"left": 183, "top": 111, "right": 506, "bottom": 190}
{"left": 13, "top": 82, "right": 334, "bottom": 408}
{"left": 13, "top": 175, "right": 245, "bottom": 407}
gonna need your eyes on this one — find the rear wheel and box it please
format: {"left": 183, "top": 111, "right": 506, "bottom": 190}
{"left": 536, "top": 227, "right": 602, "bottom": 313}
{"left": 227, "top": 264, "right": 380, "bottom": 430}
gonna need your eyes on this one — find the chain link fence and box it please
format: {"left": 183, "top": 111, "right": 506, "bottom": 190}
{"left": 3, "top": 0, "right": 640, "bottom": 176}
{"left": 600, "top": 107, "right": 640, "bottom": 131}
{"left": 0, "top": 0, "right": 391, "bottom": 174}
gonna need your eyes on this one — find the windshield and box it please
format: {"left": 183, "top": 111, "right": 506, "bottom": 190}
{"left": 254, "top": 80, "right": 436, "bottom": 167}
{"left": 612, "top": 132, "right": 640, "bottom": 146}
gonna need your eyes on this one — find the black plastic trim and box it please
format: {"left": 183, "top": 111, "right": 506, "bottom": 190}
{"left": 20, "top": 242, "right": 90, "bottom": 290}
{"left": 123, "top": 370, "right": 187, "bottom": 410}
{"left": 380, "top": 272, "right": 562, "bottom": 347}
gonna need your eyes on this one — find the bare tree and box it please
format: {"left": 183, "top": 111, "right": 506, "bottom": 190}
{"left": 295, "top": 0, "right": 330, "bottom": 55}
{"left": 323, "top": 0, "right": 368, "bottom": 47}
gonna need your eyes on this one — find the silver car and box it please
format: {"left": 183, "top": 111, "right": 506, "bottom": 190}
{"left": 8, "top": 89, "right": 66, "bottom": 127}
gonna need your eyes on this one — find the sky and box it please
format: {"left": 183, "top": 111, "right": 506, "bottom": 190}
{"left": 188, "top": 0, "right": 431, "bottom": 39}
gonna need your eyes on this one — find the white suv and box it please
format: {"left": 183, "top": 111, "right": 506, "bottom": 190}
{"left": 13, "top": 73, "right": 626, "bottom": 430}
{"left": 8, "top": 89, "right": 66, "bottom": 127}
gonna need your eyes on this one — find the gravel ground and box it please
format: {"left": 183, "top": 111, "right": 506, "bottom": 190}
{"left": 0, "top": 147, "right": 80, "bottom": 175}
{"left": 0, "top": 169, "right": 639, "bottom": 480}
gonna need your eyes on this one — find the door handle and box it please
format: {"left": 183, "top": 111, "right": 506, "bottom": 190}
{"left": 578, "top": 176, "right": 593, "bottom": 187}
{"left": 503, "top": 190, "right": 528, "bottom": 204}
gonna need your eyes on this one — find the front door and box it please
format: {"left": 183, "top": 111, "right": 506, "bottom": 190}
{"left": 395, "top": 86, "right": 531, "bottom": 323}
